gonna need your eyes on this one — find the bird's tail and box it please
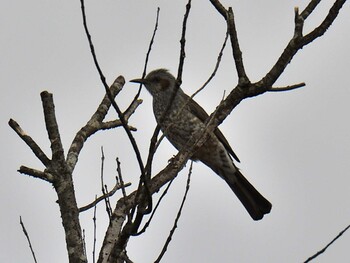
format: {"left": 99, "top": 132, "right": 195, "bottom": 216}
{"left": 223, "top": 169, "right": 272, "bottom": 221}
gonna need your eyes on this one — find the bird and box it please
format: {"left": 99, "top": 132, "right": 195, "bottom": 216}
{"left": 130, "top": 69, "right": 271, "bottom": 220}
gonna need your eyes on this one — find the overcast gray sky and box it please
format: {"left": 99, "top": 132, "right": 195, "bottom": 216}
{"left": 1, "top": 1, "right": 350, "bottom": 262}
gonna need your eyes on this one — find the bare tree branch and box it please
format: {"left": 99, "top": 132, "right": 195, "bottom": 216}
{"left": 79, "top": 183, "right": 131, "bottom": 213}
{"left": 145, "top": 125, "right": 162, "bottom": 181}
{"left": 154, "top": 161, "right": 193, "bottom": 263}
{"left": 176, "top": 0, "right": 192, "bottom": 85}
{"left": 301, "top": 0, "right": 346, "bottom": 46}
{"left": 11, "top": 90, "right": 91, "bottom": 263}
{"left": 41, "top": 91, "right": 65, "bottom": 164}
{"left": 79, "top": 0, "right": 146, "bottom": 179}
{"left": 82, "top": 229, "right": 87, "bottom": 261}
{"left": 300, "top": 0, "right": 321, "bottom": 20}
{"left": 129, "top": 7, "right": 162, "bottom": 203}
{"left": 18, "top": 165, "right": 53, "bottom": 182}
{"left": 120, "top": 8, "right": 162, "bottom": 238}
{"left": 209, "top": 0, "right": 228, "bottom": 18}
{"left": 260, "top": 0, "right": 346, "bottom": 90}
{"left": 293, "top": 7, "right": 304, "bottom": 39}
{"left": 10, "top": 50, "right": 140, "bottom": 263}
{"left": 100, "top": 120, "right": 136, "bottom": 132}
{"left": 191, "top": 31, "right": 229, "bottom": 98}
{"left": 93, "top": 197, "right": 97, "bottom": 263}
{"left": 127, "top": 6, "right": 161, "bottom": 187}
{"left": 304, "top": 223, "right": 350, "bottom": 262}
{"left": 268, "top": 82, "right": 306, "bottom": 92}
{"left": 8, "top": 119, "right": 51, "bottom": 167}
{"left": 134, "top": 179, "right": 174, "bottom": 236}
{"left": 130, "top": 7, "right": 161, "bottom": 103}
{"left": 20, "top": 216, "right": 38, "bottom": 263}
{"left": 80, "top": 2, "right": 158, "bottom": 246}
{"left": 226, "top": 7, "right": 249, "bottom": 84}
{"left": 100, "top": 147, "right": 112, "bottom": 218}
{"left": 122, "top": 99, "right": 143, "bottom": 124}
{"left": 124, "top": 0, "right": 193, "bottom": 242}
{"left": 116, "top": 158, "right": 128, "bottom": 199}
{"left": 66, "top": 76, "right": 140, "bottom": 173}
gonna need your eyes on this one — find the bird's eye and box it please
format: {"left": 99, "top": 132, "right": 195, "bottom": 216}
{"left": 159, "top": 79, "right": 170, "bottom": 90}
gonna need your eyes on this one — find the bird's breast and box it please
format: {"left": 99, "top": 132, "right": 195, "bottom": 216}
{"left": 152, "top": 99, "right": 207, "bottom": 151}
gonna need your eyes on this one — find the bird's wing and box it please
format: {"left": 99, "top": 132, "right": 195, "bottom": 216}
{"left": 185, "top": 95, "right": 240, "bottom": 162}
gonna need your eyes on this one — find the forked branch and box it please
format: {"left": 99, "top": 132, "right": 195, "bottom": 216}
{"left": 10, "top": 76, "right": 140, "bottom": 263}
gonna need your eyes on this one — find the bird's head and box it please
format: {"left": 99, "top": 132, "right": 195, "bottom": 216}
{"left": 130, "top": 69, "right": 177, "bottom": 98}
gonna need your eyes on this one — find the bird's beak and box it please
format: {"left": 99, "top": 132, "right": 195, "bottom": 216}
{"left": 130, "top": 78, "right": 148, "bottom": 85}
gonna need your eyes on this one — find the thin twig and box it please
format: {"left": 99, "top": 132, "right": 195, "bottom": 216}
{"left": 20, "top": 216, "right": 38, "bottom": 263}
{"left": 116, "top": 157, "right": 127, "bottom": 199}
{"left": 145, "top": 125, "right": 161, "bottom": 180}
{"left": 130, "top": 7, "right": 161, "bottom": 104}
{"left": 130, "top": 6, "right": 161, "bottom": 184}
{"left": 126, "top": 7, "right": 161, "bottom": 228}
{"left": 143, "top": 6, "right": 161, "bottom": 78}
{"left": 268, "top": 82, "right": 306, "bottom": 92}
{"left": 135, "top": 179, "right": 175, "bottom": 236}
{"left": 154, "top": 161, "right": 193, "bottom": 263}
{"left": 79, "top": 182, "right": 131, "bottom": 212}
{"left": 80, "top": 0, "right": 146, "bottom": 180}
{"left": 192, "top": 31, "right": 229, "bottom": 98}
{"left": 92, "top": 196, "right": 97, "bottom": 263}
{"left": 304, "top": 223, "right": 350, "bottom": 262}
{"left": 100, "top": 147, "right": 106, "bottom": 202}
{"left": 100, "top": 146, "right": 112, "bottom": 218}
{"left": 104, "top": 185, "right": 113, "bottom": 216}
{"left": 176, "top": 0, "right": 192, "bottom": 85}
